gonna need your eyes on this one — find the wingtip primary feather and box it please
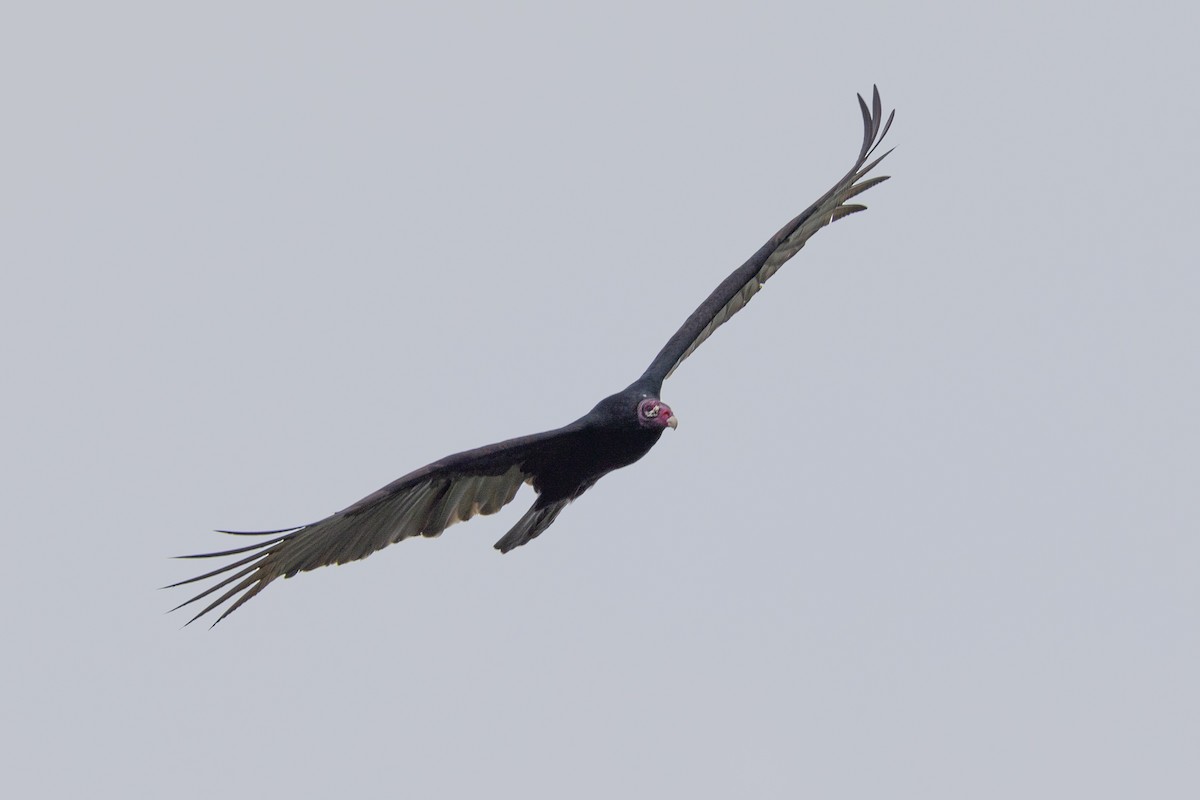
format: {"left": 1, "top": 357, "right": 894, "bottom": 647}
{"left": 213, "top": 525, "right": 306, "bottom": 536}
{"left": 857, "top": 93, "right": 873, "bottom": 154}
{"left": 869, "top": 110, "right": 896, "bottom": 158}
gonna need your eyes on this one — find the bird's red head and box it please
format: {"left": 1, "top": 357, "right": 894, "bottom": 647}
{"left": 637, "top": 398, "right": 678, "bottom": 430}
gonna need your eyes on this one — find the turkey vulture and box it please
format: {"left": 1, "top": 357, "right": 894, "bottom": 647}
{"left": 170, "top": 87, "right": 895, "bottom": 625}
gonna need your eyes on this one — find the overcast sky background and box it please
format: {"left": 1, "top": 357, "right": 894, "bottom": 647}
{"left": 3, "top": 3, "right": 1197, "bottom": 798}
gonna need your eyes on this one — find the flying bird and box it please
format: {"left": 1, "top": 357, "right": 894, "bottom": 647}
{"left": 170, "top": 87, "right": 895, "bottom": 625}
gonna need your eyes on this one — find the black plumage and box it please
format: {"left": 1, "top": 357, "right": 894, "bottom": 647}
{"left": 169, "top": 87, "right": 895, "bottom": 625}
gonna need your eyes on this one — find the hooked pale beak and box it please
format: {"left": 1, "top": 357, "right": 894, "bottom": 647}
{"left": 666, "top": 414, "right": 678, "bottom": 430}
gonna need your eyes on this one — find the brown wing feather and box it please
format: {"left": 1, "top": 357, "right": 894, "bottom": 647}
{"left": 168, "top": 427, "right": 578, "bottom": 626}
{"left": 640, "top": 86, "right": 895, "bottom": 387}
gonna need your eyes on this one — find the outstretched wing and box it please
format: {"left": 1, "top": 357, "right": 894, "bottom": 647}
{"left": 168, "top": 425, "right": 581, "bottom": 626}
{"left": 639, "top": 86, "right": 895, "bottom": 389}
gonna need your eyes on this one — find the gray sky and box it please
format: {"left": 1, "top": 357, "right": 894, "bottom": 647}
{"left": 3, "top": 2, "right": 1197, "bottom": 798}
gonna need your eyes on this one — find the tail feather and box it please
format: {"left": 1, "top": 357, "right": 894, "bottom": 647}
{"left": 493, "top": 499, "right": 570, "bottom": 553}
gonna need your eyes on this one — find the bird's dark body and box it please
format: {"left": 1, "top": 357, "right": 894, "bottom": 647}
{"left": 532, "top": 384, "right": 667, "bottom": 497}
{"left": 526, "top": 416, "right": 663, "bottom": 503}
{"left": 170, "top": 88, "right": 895, "bottom": 625}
